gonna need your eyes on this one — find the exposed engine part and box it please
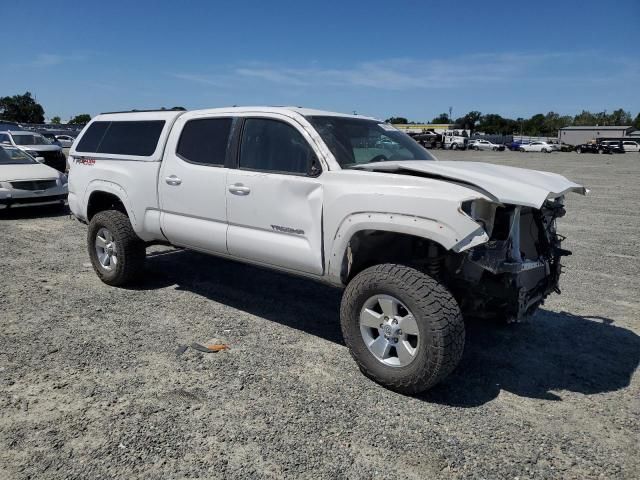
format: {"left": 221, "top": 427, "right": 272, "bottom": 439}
{"left": 426, "top": 243, "right": 442, "bottom": 278}
{"left": 451, "top": 198, "right": 571, "bottom": 321}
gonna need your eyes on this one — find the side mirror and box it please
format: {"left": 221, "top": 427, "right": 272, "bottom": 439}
{"left": 308, "top": 155, "right": 322, "bottom": 177}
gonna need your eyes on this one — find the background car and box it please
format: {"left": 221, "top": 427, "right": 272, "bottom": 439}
{"left": 0, "top": 146, "right": 68, "bottom": 210}
{"left": 621, "top": 140, "right": 640, "bottom": 153}
{"left": 41, "top": 132, "right": 63, "bottom": 147}
{"left": 519, "top": 141, "right": 557, "bottom": 153}
{"left": 468, "top": 139, "right": 505, "bottom": 151}
{"left": 55, "top": 134, "right": 76, "bottom": 148}
{"left": 575, "top": 143, "right": 613, "bottom": 154}
{"left": 599, "top": 141, "right": 625, "bottom": 154}
{"left": 0, "top": 130, "right": 67, "bottom": 172}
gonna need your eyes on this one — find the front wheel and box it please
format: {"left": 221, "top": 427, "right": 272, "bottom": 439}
{"left": 451, "top": 143, "right": 458, "bottom": 150}
{"left": 340, "top": 264, "right": 465, "bottom": 394}
{"left": 576, "top": 147, "right": 582, "bottom": 153}
{"left": 87, "top": 209, "right": 146, "bottom": 286}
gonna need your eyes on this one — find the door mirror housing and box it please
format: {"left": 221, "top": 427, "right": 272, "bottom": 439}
{"left": 308, "top": 155, "right": 322, "bottom": 177}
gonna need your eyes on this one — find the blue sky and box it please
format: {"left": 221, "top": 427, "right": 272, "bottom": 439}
{"left": 1, "top": 0, "right": 638, "bottom": 122}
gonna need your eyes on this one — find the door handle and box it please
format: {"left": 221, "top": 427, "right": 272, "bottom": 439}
{"left": 165, "top": 175, "right": 182, "bottom": 186}
{"left": 228, "top": 183, "right": 251, "bottom": 195}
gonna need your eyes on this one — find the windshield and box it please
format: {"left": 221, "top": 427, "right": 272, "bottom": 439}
{"left": 11, "top": 133, "right": 51, "bottom": 146}
{"left": 0, "top": 147, "right": 38, "bottom": 165}
{"left": 307, "top": 116, "right": 435, "bottom": 168}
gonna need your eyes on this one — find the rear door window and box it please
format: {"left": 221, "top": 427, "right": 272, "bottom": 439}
{"left": 176, "top": 118, "right": 232, "bottom": 166}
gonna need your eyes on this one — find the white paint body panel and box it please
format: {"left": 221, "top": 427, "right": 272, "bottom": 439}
{"left": 354, "top": 160, "right": 586, "bottom": 209}
{"left": 68, "top": 106, "right": 586, "bottom": 286}
{"left": 158, "top": 112, "right": 229, "bottom": 253}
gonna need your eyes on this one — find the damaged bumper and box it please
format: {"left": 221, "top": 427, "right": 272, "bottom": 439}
{"left": 456, "top": 199, "right": 570, "bottom": 321}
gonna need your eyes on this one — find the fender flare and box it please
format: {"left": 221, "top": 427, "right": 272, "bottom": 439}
{"left": 326, "top": 211, "right": 488, "bottom": 282}
{"left": 83, "top": 180, "right": 136, "bottom": 227}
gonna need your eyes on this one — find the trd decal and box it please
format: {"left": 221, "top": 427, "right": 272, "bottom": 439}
{"left": 271, "top": 225, "right": 305, "bottom": 235}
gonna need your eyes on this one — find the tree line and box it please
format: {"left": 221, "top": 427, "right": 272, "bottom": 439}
{"left": 389, "top": 108, "right": 640, "bottom": 136}
{"left": 3, "top": 91, "right": 639, "bottom": 135}
{"left": 0, "top": 92, "right": 90, "bottom": 125}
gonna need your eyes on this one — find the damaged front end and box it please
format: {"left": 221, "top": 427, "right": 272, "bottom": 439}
{"left": 449, "top": 198, "right": 571, "bottom": 321}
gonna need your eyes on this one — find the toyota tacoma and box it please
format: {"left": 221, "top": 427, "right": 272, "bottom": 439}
{"left": 67, "top": 107, "right": 586, "bottom": 393}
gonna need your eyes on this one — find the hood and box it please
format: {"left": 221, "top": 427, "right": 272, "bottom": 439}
{"left": 0, "top": 162, "right": 62, "bottom": 182}
{"left": 353, "top": 160, "right": 587, "bottom": 209}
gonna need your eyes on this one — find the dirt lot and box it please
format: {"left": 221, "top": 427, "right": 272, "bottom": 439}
{"left": 1, "top": 151, "right": 638, "bottom": 479}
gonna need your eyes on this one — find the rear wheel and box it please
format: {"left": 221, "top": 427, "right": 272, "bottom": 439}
{"left": 87, "top": 210, "right": 146, "bottom": 286}
{"left": 519, "top": 147, "right": 525, "bottom": 152}
{"left": 340, "top": 264, "right": 465, "bottom": 394}
{"left": 576, "top": 147, "right": 582, "bottom": 153}
{"left": 451, "top": 143, "right": 458, "bottom": 150}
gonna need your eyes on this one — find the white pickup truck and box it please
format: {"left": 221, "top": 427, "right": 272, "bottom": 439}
{"left": 68, "top": 107, "right": 586, "bottom": 393}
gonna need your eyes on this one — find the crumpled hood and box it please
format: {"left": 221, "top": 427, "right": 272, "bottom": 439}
{"left": 0, "top": 162, "right": 62, "bottom": 182}
{"left": 354, "top": 160, "right": 587, "bottom": 208}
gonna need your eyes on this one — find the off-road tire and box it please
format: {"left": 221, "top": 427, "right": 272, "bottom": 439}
{"left": 340, "top": 264, "right": 465, "bottom": 394}
{"left": 87, "top": 209, "right": 146, "bottom": 286}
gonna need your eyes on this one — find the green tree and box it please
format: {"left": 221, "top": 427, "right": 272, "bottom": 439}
{"left": 0, "top": 92, "right": 45, "bottom": 123}
{"left": 69, "top": 114, "right": 91, "bottom": 124}
{"left": 431, "top": 113, "right": 451, "bottom": 124}
{"left": 539, "top": 112, "right": 572, "bottom": 136}
{"left": 50, "top": 116, "right": 61, "bottom": 124}
{"left": 454, "top": 111, "right": 482, "bottom": 132}
{"left": 633, "top": 113, "right": 640, "bottom": 130}
{"left": 607, "top": 108, "right": 632, "bottom": 126}
{"left": 573, "top": 110, "right": 597, "bottom": 126}
{"left": 385, "top": 117, "right": 408, "bottom": 124}
{"left": 478, "top": 114, "right": 517, "bottom": 135}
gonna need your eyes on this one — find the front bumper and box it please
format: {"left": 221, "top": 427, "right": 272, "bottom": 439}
{"left": 0, "top": 182, "right": 68, "bottom": 209}
{"left": 0, "top": 193, "right": 67, "bottom": 209}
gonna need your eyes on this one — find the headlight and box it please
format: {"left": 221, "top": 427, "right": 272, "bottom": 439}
{"left": 461, "top": 199, "right": 498, "bottom": 233}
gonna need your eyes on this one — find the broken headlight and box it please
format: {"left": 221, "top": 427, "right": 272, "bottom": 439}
{"left": 461, "top": 199, "right": 498, "bottom": 237}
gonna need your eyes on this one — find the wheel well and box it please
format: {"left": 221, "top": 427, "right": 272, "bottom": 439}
{"left": 341, "top": 230, "right": 449, "bottom": 284}
{"left": 87, "top": 191, "right": 127, "bottom": 221}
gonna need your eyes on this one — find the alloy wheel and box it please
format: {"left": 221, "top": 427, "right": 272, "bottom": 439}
{"left": 95, "top": 227, "right": 118, "bottom": 271}
{"left": 359, "top": 294, "right": 420, "bottom": 367}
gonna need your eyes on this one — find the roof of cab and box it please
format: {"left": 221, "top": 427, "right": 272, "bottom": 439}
{"left": 93, "top": 106, "right": 380, "bottom": 123}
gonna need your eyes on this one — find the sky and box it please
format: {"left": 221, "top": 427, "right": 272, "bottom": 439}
{"left": 1, "top": 0, "right": 638, "bottom": 122}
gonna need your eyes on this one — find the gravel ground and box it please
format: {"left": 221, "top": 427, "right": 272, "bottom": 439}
{"left": 1, "top": 151, "right": 638, "bottom": 479}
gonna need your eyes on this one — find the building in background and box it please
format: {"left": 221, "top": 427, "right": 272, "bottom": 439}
{"left": 558, "top": 126, "right": 634, "bottom": 145}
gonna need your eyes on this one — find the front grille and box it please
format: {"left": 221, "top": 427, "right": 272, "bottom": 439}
{"left": 10, "top": 180, "right": 57, "bottom": 191}
{"left": 0, "top": 194, "right": 66, "bottom": 206}
{"left": 32, "top": 150, "right": 66, "bottom": 172}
